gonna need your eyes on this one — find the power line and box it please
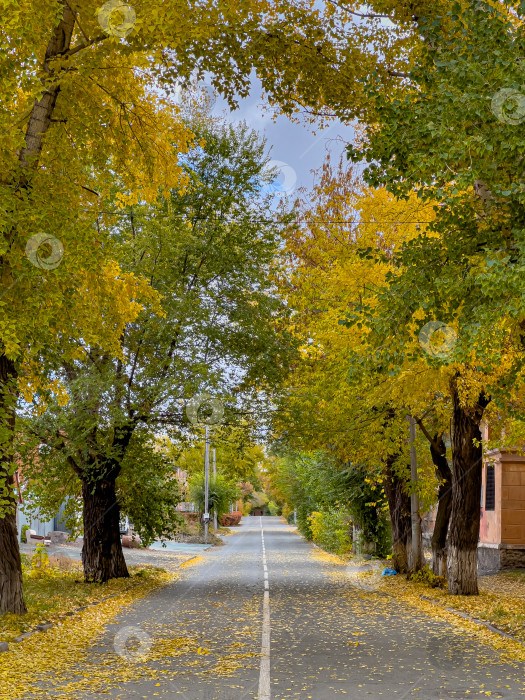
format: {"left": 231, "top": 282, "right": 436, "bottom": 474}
{"left": 85, "top": 210, "right": 435, "bottom": 225}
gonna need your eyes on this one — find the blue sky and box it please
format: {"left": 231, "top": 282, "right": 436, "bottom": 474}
{"left": 210, "top": 76, "right": 355, "bottom": 198}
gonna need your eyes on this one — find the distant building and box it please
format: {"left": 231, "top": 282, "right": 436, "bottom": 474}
{"left": 173, "top": 466, "right": 196, "bottom": 511}
{"left": 15, "top": 451, "right": 71, "bottom": 542}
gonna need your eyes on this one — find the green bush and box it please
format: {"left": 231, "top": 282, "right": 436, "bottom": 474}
{"left": 270, "top": 451, "right": 391, "bottom": 556}
{"left": 21, "top": 524, "right": 30, "bottom": 544}
{"left": 308, "top": 507, "right": 352, "bottom": 556}
{"left": 296, "top": 503, "right": 314, "bottom": 539}
{"left": 267, "top": 500, "right": 280, "bottom": 516}
{"left": 189, "top": 473, "right": 239, "bottom": 521}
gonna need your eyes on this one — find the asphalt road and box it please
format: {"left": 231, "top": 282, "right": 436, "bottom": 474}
{"left": 43, "top": 516, "right": 525, "bottom": 699}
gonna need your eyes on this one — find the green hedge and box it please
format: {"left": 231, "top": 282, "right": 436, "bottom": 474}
{"left": 308, "top": 507, "right": 352, "bottom": 556}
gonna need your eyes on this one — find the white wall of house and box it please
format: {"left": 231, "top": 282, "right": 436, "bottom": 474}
{"left": 16, "top": 506, "right": 54, "bottom": 541}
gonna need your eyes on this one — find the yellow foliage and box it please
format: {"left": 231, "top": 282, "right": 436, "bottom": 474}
{"left": 0, "top": 565, "right": 175, "bottom": 699}
{"left": 276, "top": 156, "right": 440, "bottom": 467}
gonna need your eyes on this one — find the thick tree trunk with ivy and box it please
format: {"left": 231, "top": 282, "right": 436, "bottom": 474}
{"left": 429, "top": 433, "right": 452, "bottom": 577}
{"left": 383, "top": 456, "right": 412, "bottom": 574}
{"left": 81, "top": 472, "right": 129, "bottom": 583}
{"left": 0, "top": 355, "right": 26, "bottom": 614}
{"left": 447, "top": 375, "right": 490, "bottom": 595}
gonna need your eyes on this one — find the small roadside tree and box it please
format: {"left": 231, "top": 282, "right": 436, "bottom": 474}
{"left": 190, "top": 473, "right": 239, "bottom": 525}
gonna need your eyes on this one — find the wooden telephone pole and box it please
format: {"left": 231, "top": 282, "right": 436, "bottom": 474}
{"left": 213, "top": 448, "right": 217, "bottom": 532}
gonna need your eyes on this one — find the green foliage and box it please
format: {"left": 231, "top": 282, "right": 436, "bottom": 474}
{"left": 116, "top": 433, "right": 183, "bottom": 547}
{"left": 267, "top": 500, "right": 280, "bottom": 516}
{"left": 21, "top": 524, "right": 29, "bottom": 544}
{"left": 308, "top": 507, "right": 352, "bottom": 557}
{"left": 19, "top": 430, "right": 183, "bottom": 547}
{"left": 409, "top": 564, "right": 447, "bottom": 590}
{"left": 341, "top": 466, "right": 392, "bottom": 559}
{"left": 189, "top": 473, "right": 239, "bottom": 520}
{"left": 270, "top": 450, "right": 390, "bottom": 555}
{"left": 269, "top": 452, "right": 316, "bottom": 538}
{"left": 346, "top": 1, "right": 525, "bottom": 402}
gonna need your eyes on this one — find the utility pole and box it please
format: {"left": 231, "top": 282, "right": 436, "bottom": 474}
{"left": 213, "top": 448, "right": 217, "bottom": 533}
{"left": 204, "top": 426, "right": 210, "bottom": 544}
{"left": 408, "top": 415, "right": 423, "bottom": 571}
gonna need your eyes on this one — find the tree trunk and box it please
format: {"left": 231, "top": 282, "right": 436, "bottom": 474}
{"left": 447, "top": 374, "right": 490, "bottom": 595}
{"left": 0, "top": 508, "right": 26, "bottom": 615}
{"left": 19, "top": 2, "right": 76, "bottom": 176}
{"left": 383, "top": 456, "right": 412, "bottom": 573}
{"left": 429, "top": 433, "right": 452, "bottom": 577}
{"left": 0, "top": 354, "right": 26, "bottom": 614}
{"left": 0, "top": 0, "right": 77, "bottom": 617}
{"left": 81, "top": 476, "right": 129, "bottom": 583}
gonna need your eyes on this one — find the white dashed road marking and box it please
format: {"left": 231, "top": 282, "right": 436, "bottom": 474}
{"left": 258, "top": 517, "right": 271, "bottom": 700}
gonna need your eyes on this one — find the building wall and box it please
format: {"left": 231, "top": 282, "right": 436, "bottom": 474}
{"left": 480, "top": 453, "right": 501, "bottom": 544}
{"left": 16, "top": 507, "right": 54, "bottom": 541}
{"left": 16, "top": 500, "right": 71, "bottom": 541}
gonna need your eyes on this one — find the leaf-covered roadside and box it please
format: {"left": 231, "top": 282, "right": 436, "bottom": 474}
{"left": 0, "top": 554, "right": 172, "bottom": 645}
{"left": 423, "top": 571, "right": 525, "bottom": 645}
{"left": 0, "top": 553, "right": 260, "bottom": 700}
{"left": 0, "top": 561, "right": 174, "bottom": 699}
{"left": 308, "top": 539, "right": 525, "bottom": 659}
{"left": 354, "top": 563, "right": 525, "bottom": 657}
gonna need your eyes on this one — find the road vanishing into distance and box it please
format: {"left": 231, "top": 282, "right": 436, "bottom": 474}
{"left": 36, "top": 517, "right": 525, "bottom": 699}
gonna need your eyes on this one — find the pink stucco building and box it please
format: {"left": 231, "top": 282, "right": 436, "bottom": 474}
{"left": 478, "top": 424, "right": 525, "bottom": 570}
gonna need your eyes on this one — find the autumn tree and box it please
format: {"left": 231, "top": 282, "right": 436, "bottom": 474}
{"left": 274, "top": 157, "right": 445, "bottom": 571}
{"left": 345, "top": 0, "right": 525, "bottom": 594}
{"left": 0, "top": 0, "right": 345, "bottom": 613}
{"left": 174, "top": 425, "right": 267, "bottom": 487}
{"left": 21, "top": 120, "right": 295, "bottom": 582}
{"left": 0, "top": 3, "right": 201, "bottom": 611}
{"left": 189, "top": 473, "right": 240, "bottom": 523}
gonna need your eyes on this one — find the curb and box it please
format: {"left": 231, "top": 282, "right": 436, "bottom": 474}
{"left": 419, "top": 595, "right": 525, "bottom": 646}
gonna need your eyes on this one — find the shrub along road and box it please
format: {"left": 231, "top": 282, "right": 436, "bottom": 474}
{"left": 27, "top": 517, "right": 525, "bottom": 699}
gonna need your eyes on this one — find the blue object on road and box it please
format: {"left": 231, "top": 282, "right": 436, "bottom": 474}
{"left": 381, "top": 567, "right": 398, "bottom": 576}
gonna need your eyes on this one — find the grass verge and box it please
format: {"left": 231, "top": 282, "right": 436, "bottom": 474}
{"left": 0, "top": 555, "right": 176, "bottom": 700}
{"left": 0, "top": 553, "right": 172, "bottom": 645}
